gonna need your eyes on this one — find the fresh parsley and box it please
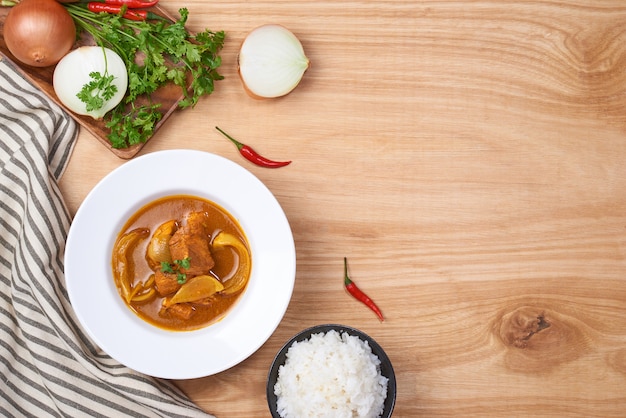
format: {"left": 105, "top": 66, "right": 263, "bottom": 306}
{"left": 64, "top": 5, "right": 225, "bottom": 148}
{"left": 160, "top": 261, "right": 174, "bottom": 274}
{"left": 76, "top": 71, "right": 118, "bottom": 112}
{"left": 175, "top": 258, "right": 191, "bottom": 270}
{"left": 161, "top": 257, "right": 192, "bottom": 284}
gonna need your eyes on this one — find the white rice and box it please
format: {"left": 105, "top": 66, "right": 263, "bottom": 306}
{"left": 273, "top": 329, "right": 388, "bottom": 418}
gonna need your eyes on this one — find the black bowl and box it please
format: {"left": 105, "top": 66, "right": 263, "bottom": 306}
{"left": 267, "top": 324, "right": 396, "bottom": 418}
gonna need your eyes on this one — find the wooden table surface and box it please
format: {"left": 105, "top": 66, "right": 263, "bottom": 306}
{"left": 58, "top": 1, "right": 626, "bottom": 417}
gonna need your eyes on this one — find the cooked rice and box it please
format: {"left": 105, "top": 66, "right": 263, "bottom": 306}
{"left": 274, "top": 329, "right": 388, "bottom": 418}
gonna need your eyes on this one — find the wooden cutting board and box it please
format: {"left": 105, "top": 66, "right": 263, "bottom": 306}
{"left": 0, "top": 5, "right": 184, "bottom": 159}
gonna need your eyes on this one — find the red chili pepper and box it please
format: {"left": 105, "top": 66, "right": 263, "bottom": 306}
{"left": 343, "top": 257, "right": 384, "bottom": 322}
{"left": 216, "top": 127, "right": 291, "bottom": 168}
{"left": 87, "top": 3, "right": 165, "bottom": 21}
{"left": 87, "top": 0, "right": 159, "bottom": 8}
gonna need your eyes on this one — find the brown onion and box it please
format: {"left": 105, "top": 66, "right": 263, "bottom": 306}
{"left": 4, "top": 0, "right": 76, "bottom": 68}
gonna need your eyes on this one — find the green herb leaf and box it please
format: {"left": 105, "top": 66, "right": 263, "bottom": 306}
{"left": 161, "top": 257, "right": 191, "bottom": 284}
{"left": 160, "top": 261, "right": 174, "bottom": 274}
{"left": 106, "top": 103, "right": 163, "bottom": 148}
{"left": 76, "top": 71, "right": 118, "bottom": 112}
{"left": 175, "top": 257, "right": 191, "bottom": 270}
{"left": 64, "top": 5, "right": 225, "bottom": 148}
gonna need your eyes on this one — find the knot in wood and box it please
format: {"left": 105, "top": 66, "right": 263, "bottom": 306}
{"left": 501, "top": 307, "right": 551, "bottom": 349}
{"left": 494, "top": 304, "right": 590, "bottom": 374}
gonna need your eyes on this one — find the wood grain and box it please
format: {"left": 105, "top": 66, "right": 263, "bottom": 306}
{"left": 57, "top": 1, "right": 626, "bottom": 417}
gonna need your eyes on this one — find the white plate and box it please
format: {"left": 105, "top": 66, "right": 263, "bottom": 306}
{"left": 65, "top": 149, "right": 296, "bottom": 379}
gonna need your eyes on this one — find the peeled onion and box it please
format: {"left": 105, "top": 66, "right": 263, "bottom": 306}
{"left": 53, "top": 46, "right": 128, "bottom": 119}
{"left": 3, "top": 0, "right": 75, "bottom": 68}
{"left": 238, "top": 24, "right": 310, "bottom": 99}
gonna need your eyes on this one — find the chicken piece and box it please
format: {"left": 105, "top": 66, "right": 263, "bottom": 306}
{"left": 162, "top": 303, "right": 194, "bottom": 321}
{"left": 154, "top": 270, "right": 181, "bottom": 297}
{"left": 168, "top": 212, "right": 215, "bottom": 275}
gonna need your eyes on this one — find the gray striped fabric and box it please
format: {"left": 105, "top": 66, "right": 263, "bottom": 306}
{"left": 0, "top": 57, "right": 214, "bottom": 417}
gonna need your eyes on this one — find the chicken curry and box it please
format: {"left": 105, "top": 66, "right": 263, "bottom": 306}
{"left": 111, "top": 195, "right": 251, "bottom": 331}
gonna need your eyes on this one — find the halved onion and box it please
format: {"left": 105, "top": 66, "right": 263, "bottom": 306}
{"left": 53, "top": 46, "right": 128, "bottom": 119}
{"left": 238, "top": 24, "right": 310, "bottom": 99}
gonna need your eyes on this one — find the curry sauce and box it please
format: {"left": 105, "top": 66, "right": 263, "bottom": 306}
{"left": 112, "top": 195, "right": 251, "bottom": 331}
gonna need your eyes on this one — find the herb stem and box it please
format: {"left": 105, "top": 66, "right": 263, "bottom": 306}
{"left": 61, "top": 5, "right": 225, "bottom": 148}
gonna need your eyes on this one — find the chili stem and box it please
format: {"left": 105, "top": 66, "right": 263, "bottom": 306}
{"left": 343, "top": 257, "right": 384, "bottom": 322}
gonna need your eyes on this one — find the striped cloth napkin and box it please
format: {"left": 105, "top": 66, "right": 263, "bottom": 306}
{"left": 0, "top": 57, "right": 214, "bottom": 417}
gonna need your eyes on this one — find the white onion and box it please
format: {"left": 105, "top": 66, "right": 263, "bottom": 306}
{"left": 53, "top": 46, "right": 128, "bottom": 119}
{"left": 238, "top": 24, "right": 310, "bottom": 99}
